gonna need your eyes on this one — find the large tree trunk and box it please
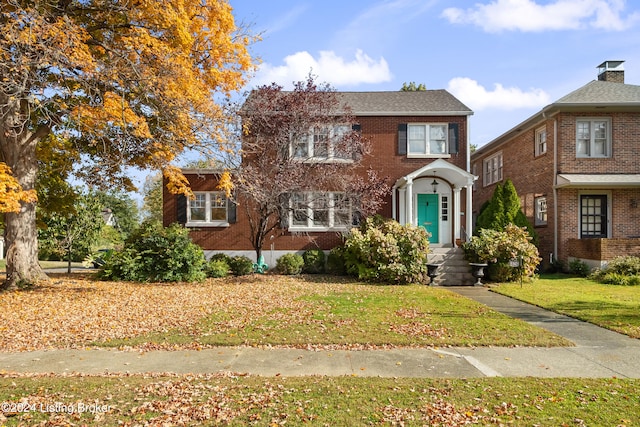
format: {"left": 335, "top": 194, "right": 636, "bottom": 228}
{"left": 0, "top": 101, "right": 48, "bottom": 290}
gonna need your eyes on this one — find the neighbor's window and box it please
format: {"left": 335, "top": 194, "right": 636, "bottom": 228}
{"left": 483, "top": 152, "right": 503, "bottom": 186}
{"left": 576, "top": 119, "right": 611, "bottom": 158}
{"left": 535, "top": 126, "right": 547, "bottom": 156}
{"left": 534, "top": 196, "right": 547, "bottom": 226}
{"left": 407, "top": 124, "right": 448, "bottom": 157}
{"left": 288, "top": 192, "right": 352, "bottom": 230}
{"left": 187, "top": 192, "right": 228, "bottom": 225}
{"left": 292, "top": 125, "right": 351, "bottom": 161}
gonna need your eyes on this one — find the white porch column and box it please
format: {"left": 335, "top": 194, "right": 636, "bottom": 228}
{"left": 406, "top": 179, "right": 414, "bottom": 225}
{"left": 466, "top": 183, "right": 473, "bottom": 239}
{"left": 391, "top": 185, "right": 397, "bottom": 221}
{"left": 398, "top": 188, "right": 406, "bottom": 224}
{"left": 453, "top": 187, "right": 461, "bottom": 242}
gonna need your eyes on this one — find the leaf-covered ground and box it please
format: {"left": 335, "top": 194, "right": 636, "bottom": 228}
{"left": 0, "top": 273, "right": 570, "bottom": 352}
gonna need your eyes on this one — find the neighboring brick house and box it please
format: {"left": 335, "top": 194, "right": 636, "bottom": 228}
{"left": 471, "top": 61, "right": 640, "bottom": 270}
{"left": 163, "top": 91, "right": 476, "bottom": 264}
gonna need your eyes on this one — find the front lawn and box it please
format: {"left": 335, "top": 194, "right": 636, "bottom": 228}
{"left": 492, "top": 274, "right": 640, "bottom": 338}
{"left": 1, "top": 374, "right": 637, "bottom": 426}
{"left": 0, "top": 274, "right": 570, "bottom": 351}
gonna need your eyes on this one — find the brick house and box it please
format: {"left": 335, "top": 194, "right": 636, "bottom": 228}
{"left": 163, "top": 90, "right": 476, "bottom": 268}
{"left": 471, "top": 61, "right": 640, "bottom": 271}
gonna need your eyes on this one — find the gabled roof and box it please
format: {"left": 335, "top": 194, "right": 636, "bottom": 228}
{"left": 337, "top": 91, "right": 473, "bottom": 116}
{"left": 474, "top": 79, "right": 640, "bottom": 157}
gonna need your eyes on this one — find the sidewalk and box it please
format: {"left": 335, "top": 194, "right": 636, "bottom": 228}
{"left": 1, "top": 287, "right": 639, "bottom": 378}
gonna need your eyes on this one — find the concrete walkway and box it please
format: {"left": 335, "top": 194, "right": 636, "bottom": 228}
{"left": 1, "top": 287, "right": 638, "bottom": 378}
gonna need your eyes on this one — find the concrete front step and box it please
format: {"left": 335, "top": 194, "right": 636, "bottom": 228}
{"left": 428, "top": 247, "right": 475, "bottom": 286}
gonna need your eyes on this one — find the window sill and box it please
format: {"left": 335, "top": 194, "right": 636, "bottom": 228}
{"left": 407, "top": 153, "right": 451, "bottom": 159}
{"left": 186, "top": 222, "right": 230, "bottom": 228}
{"left": 292, "top": 157, "right": 354, "bottom": 164}
{"left": 288, "top": 226, "right": 351, "bottom": 233}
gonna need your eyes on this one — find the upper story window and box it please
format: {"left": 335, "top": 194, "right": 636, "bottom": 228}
{"left": 483, "top": 152, "right": 503, "bottom": 186}
{"left": 535, "top": 196, "right": 547, "bottom": 226}
{"left": 289, "top": 192, "right": 351, "bottom": 231}
{"left": 407, "top": 124, "right": 448, "bottom": 157}
{"left": 535, "top": 126, "right": 547, "bottom": 156}
{"left": 187, "top": 192, "right": 229, "bottom": 226}
{"left": 292, "top": 125, "right": 352, "bottom": 162}
{"left": 576, "top": 118, "right": 611, "bottom": 158}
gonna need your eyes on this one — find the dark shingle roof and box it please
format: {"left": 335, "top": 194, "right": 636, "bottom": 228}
{"left": 555, "top": 80, "right": 640, "bottom": 105}
{"left": 337, "top": 91, "right": 472, "bottom": 116}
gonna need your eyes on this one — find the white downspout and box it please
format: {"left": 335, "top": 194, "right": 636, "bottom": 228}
{"left": 553, "top": 117, "right": 558, "bottom": 261}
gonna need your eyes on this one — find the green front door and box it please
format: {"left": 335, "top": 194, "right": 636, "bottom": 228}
{"left": 417, "top": 194, "right": 439, "bottom": 243}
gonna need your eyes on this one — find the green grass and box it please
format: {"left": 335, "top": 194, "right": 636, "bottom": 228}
{"left": 492, "top": 274, "right": 640, "bottom": 338}
{"left": 0, "top": 375, "right": 637, "bottom": 426}
{"left": 0, "top": 260, "right": 84, "bottom": 272}
{"left": 99, "top": 283, "right": 572, "bottom": 349}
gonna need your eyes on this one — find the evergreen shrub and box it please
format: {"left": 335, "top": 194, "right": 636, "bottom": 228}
{"left": 276, "top": 253, "right": 304, "bottom": 275}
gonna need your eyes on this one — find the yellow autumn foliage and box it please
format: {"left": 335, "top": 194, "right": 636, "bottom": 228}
{"left": 0, "top": 163, "right": 37, "bottom": 213}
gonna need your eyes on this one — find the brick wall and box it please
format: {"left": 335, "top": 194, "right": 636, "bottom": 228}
{"left": 472, "top": 110, "right": 640, "bottom": 268}
{"left": 163, "top": 114, "right": 470, "bottom": 253}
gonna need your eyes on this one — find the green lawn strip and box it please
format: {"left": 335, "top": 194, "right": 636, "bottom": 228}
{"left": 0, "top": 375, "right": 637, "bottom": 426}
{"left": 491, "top": 274, "right": 640, "bottom": 339}
{"left": 98, "top": 284, "right": 570, "bottom": 349}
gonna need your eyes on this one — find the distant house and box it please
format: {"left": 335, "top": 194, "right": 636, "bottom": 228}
{"left": 163, "top": 90, "right": 476, "bottom": 271}
{"left": 471, "top": 61, "right": 640, "bottom": 270}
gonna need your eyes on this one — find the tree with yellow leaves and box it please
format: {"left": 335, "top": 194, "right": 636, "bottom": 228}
{"left": 0, "top": 0, "right": 255, "bottom": 289}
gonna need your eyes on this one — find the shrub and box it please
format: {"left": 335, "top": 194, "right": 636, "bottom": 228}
{"left": 302, "top": 249, "right": 325, "bottom": 274}
{"left": 276, "top": 253, "right": 304, "bottom": 275}
{"left": 569, "top": 259, "right": 591, "bottom": 277}
{"left": 98, "top": 221, "right": 206, "bottom": 282}
{"left": 206, "top": 259, "right": 229, "bottom": 278}
{"left": 326, "top": 246, "right": 346, "bottom": 275}
{"left": 210, "top": 253, "right": 232, "bottom": 264}
{"left": 590, "top": 256, "right": 640, "bottom": 286}
{"left": 228, "top": 255, "right": 254, "bottom": 276}
{"left": 342, "top": 216, "right": 430, "bottom": 284}
{"left": 463, "top": 224, "right": 540, "bottom": 282}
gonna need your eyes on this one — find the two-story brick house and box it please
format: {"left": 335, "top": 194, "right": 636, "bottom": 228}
{"left": 471, "top": 61, "right": 640, "bottom": 271}
{"left": 163, "top": 90, "right": 476, "bottom": 266}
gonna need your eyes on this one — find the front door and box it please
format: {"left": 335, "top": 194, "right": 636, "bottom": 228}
{"left": 417, "top": 194, "right": 439, "bottom": 243}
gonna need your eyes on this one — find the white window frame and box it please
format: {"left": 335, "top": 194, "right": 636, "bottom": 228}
{"left": 576, "top": 118, "right": 611, "bottom": 158}
{"left": 291, "top": 124, "right": 353, "bottom": 163}
{"left": 535, "top": 126, "right": 547, "bottom": 156}
{"left": 483, "top": 152, "right": 503, "bottom": 186}
{"left": 407, "top": 123, "right": 450, "bottom": 158}
{"left": 186, "top": 191, "right": 229, "bottom": 227}
{"left": 288, "top": 192, "right": 352, "bottom": 231}
{"left": 534, "top": 196, "right": 547, "bottom": 226}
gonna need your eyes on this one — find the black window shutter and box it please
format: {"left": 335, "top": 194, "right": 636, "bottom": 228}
{"left": 352, "top": 124, "right": 362, "bottom": 160}
{"left": 176, "top": 195, "right": 187, "bottom": 225}
{"left": 448, "top": 123, "right": 459, "bottom": 154}
{"left": 351, "top": 197, "right": 362, "bottom": 226}
{"left": 398, "top": 124, "right": 407, "bottom": 155}
{"left": 227, "top": 198, "right": 237, "bottom": 224}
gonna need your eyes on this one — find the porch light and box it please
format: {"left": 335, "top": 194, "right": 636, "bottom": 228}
{"left": 431, "top": 179, "right": 439, "bottom": 193}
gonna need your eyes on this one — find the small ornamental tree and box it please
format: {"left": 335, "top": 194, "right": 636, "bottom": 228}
{"left": 236, "top": 75, "right": 389, "bottom": 260}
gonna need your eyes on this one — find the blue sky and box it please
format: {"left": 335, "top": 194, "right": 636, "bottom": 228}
{"left": 230, "top": 0, "right": 640, "bottom": 148}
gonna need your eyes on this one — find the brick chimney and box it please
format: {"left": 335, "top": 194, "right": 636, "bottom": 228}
{"left": 597, "top": 60, "right": 625, "bottom": 83}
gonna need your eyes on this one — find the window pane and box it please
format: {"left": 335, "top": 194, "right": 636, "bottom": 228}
{"left": 312, "top": 194, "right": 329, "bottom": 226}
{"left": 313, "top": 126, "right": 329, "bottom": 158}
{"left": 408, "top": 125, "right": 426, "bottom": 154}
{"left": 292, "top": 194, "right": 308, "bottom": 226}
{"left": 334, "top": 194, "right": 351, "bottom": 226}
{"left": 294, "top": 134, "right": 309, "bottom": 158}
{"left": 190, "top": 194, "right": 206, "bottom": 221}
{"left": 333, "top": 125, "right": 350, "bottom": 159}
{"left": 210, "top": 194, "right": 227, "bottom": 221}
{"left": 429, "top": 125, "right": 447, "bottom": 154}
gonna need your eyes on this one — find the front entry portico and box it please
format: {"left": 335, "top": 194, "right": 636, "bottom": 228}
{"left": 392, "top": 158, "right": 476, "bottom": 247}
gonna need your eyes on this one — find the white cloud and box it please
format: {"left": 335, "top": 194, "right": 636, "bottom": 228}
{"left": 250, "top": 50, "right": 392, "bottom": 88}
{"left": 442, "top": 0, "right": 640, "bottom": 32}
{"left": 447, "top": 77, "right": 551, "bottom": 111}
